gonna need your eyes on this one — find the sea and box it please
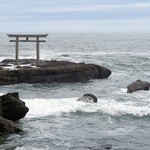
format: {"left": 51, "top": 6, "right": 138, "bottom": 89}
{"left": 0, "top": 33, "right": 150, "bottom": 150}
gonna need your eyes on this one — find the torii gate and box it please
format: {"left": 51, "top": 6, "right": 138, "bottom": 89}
{"left": 7, "top": 34, "right": 48, "bottom": 66}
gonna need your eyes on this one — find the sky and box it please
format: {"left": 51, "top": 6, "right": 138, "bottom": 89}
{"left": 0, "top": 0, "right": 150, "bottom": 33}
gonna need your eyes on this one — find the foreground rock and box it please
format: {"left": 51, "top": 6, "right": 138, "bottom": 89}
{"left": 77, "top": 93, "right": 98, "bottom": 103}
{"left": 127, "top": 79, "right": 150, "bottom": 93}
{"left": 0, "top": 92, "right": 29, "bottom": 121}
{"left": 0, "top": 116, "right": 22, "bottom": 135}
{"left": 0, "top": 59, "right": 111, "bottom": 85}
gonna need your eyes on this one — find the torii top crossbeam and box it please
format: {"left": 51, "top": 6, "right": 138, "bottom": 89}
{"left": 7, "top": 34, "right": 48, "bottom": 38}
{"left": 7, "top": 34, "right": 48, "bottom": 66}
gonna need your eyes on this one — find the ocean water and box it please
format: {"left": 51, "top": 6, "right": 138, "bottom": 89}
{"left": 0, "top": 33, "right": 150, "bottom": 150}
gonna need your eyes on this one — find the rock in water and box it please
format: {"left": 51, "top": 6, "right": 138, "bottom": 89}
{"left": 127, "top": 79, "right": 150, "bottom": 93}
{"left": 0, "top": 116, "right": 22, "bottom": 135}
{"left": 77, "top": 93, "right": 98, "bottom": 103}
{"left": 0, "top": 92, "right": 29, "bottom": 121}
{"left": 0, "top": 98, "right": 3, "bottom": 116}
{"left": 0, "top": 59, "right": 111, "bottom": 85}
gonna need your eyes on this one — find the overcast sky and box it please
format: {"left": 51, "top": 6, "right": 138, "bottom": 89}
{"left": 0, "top": 0, "right": 150, "bottom": 33}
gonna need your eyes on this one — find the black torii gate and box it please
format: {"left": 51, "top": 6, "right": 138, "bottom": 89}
{"left": 7, "top": 34, "right": 48, "bottom": 66}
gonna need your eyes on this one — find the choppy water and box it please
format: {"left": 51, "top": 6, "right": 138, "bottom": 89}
{"left": 0, "top": 33, "right": 150, "bottom": 150}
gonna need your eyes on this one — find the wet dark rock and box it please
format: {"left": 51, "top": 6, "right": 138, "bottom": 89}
{"left": 0, "top": 59, "right": 111, "bottom": 85}
{"left": 1, "top": 59, "right": 36, "bottom": 65}
{"left": 101, "top": 144, "right": 112, "bottom": 150}
{"left": 0, "top": 116, "right": 22, "bottom": 135}
{"left": 0, "top": 64, "right": 12, "bottom": 67}
{"left": 75, "top": 144, "right": 112, "bottom": 150}
{"left": 0, "top": 92, "right": 29, "bottom": 121}
{"left": 61, "top": 54, "right": 69, "bottom": 57}
{"left": 77, "top": 93, "right": 98, "bottom": 103}
{"left": 127, "top": 79, "right": 150, "bottom": 93}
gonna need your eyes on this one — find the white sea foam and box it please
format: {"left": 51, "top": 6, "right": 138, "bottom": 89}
{"left": 120, "top": 88, "right": 127, "bottom": 93}
{"left": 99, "top": 99, "right": 150, "bottom": 117}
{"left": 1, "top": 63, "right": 39, "bottom": 71}
{"left": 23, "top": 97, "right": 150, "bottom": 118}
{"left": 15, "top": 146, "right": 46, "bottom": 150}
{"left": 24, "top": 98, "right": 87, "bottom": 118}
{"left": 0, "top": 92, "right": 5, "bottom": 96}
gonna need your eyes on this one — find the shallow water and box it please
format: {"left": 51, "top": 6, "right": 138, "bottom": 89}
{"left": 0, "top": 33, "right": 150, "bottom": 150}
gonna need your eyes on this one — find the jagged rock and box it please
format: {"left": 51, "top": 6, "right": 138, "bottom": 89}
{"left": 0, "top": 116, "right": 22, "bottom": 135}
{"left": 77, "top": 93, "right": 98, "bottom": 103}
{"left": 0, "top": 59, "right": 111, "bottom": 85}
{"left": 0, "top": 92, "right": 29, "bottom": 121}
{"left": 127, "top": 79, "right": 150, "bottom": 93}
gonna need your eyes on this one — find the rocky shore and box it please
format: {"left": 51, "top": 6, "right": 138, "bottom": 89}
{"left": 0, "top": 92, "right": 29, "bottom": 135}
{"left": 0, "top": 59, "right": 111, "bottom": 85}
{"left": 0, "top": 59, "right": 111, "bottom": 136}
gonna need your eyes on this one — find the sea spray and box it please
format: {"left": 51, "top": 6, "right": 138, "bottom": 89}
{"left": 23, "top": 97, "right": 150, "bottom": 118}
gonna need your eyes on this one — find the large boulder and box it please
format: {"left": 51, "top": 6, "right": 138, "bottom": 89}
{"left": 0, "top": 59, "right": 111, "bottom": 85}
{"left": 77, "top": 93, "right": 98, "bottom": 103}
{"left": 0, "top": 116, "right": 22, "bottom": 135}
{"left": 127, "top": 79, "right": 150, "bottom": 93}
{"left": 0, "top": 92, "right": 29, "bottom": 121}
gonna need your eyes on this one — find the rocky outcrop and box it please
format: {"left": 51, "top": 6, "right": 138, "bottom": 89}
{"left": 0, "top": 92, "right": 29, "bottom": 121}
{"left": 127, "top": 79, "right": 150, "bottom": 93}
{"left": 0, "top": 59, "right": 111, "bottom": 85}
{"left": 0, "top": 116, "right": 22, "bottom": 135}
{"left": 77, "top": 93, "right": 98, "bottom": 103}
{"left": 0, "top": 92, "right": 28, "bottom": 135}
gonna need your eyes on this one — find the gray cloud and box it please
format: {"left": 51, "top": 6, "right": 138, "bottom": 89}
{"left": 0, "top": 0, "right": 150, "bottom": 32}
